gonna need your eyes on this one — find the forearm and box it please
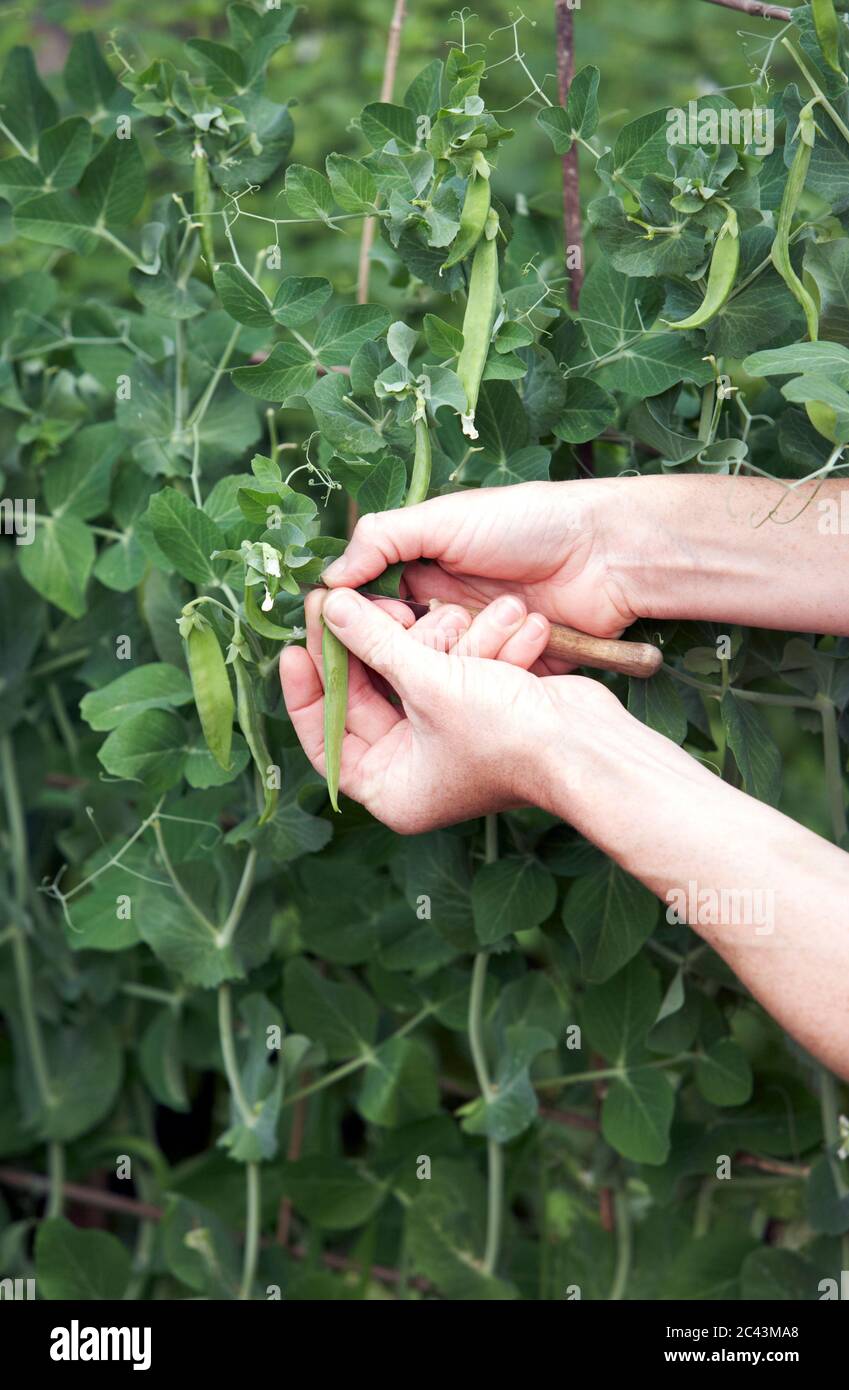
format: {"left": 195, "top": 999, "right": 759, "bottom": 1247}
{"left": 603, "top": 475, "right": 849, "bottom": 636}
{"left": 534, "top": 693, "right": 849, "bottom": 1079}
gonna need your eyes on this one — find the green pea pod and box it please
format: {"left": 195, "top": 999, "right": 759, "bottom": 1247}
{"left": 193, "top": 148, "right": 216, "bottom": 270}
{"left": 441, "top": 171, "right": 491, "bottom": 271}
{"left": 405, "top": 418, "right": 431, "bottom": 506}
{"left": 186, "top": 615, "right": 234, "bottom": 771}
{"left": 666, "top": 208, "right": 740, "bottom": 331}
{"left": 812, "top": 0, "right": 846, "bottom": 80}
{"left": 456, "top": 209, "right": 499, "bottom": 439}
{"left": 770, "top": 103, "right": 819, "bottom": 342}
{"left": 322, "top": 619, "right": 348, "bottom": 813}
{"left": 233, "top": 654, "right": 279, "bottom": 825}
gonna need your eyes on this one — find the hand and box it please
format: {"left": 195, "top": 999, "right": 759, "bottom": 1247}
{"left": 279, "top": 585, "right": 618, "bottom": 834}
{"left": 320, "top": 481, "right": 640, "bottom": 651}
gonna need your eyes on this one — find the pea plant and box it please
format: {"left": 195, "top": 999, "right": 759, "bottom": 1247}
{"left": 1, "top": 1, "right": 848, "bottom": 1302}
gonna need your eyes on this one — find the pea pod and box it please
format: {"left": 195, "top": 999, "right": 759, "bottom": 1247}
{"left": 405, "top": 417, "right": 431, "bottom": 507}
{"left": 770, "top": 102, "right": 819, "bottom": 342}
{"left": 243, "top": 582, "right": 295, "bottom": 640}
{"left": 441, "top": 171, "right": 491, "bottom": 271}
{"left": 812, "top": 0, "right": 846, "bottom": 80}
{"left": 322, "top": 619, "right": 348, "bottom": 813}
{"left": 186, "top": 613, "right": 234, "bottom": 771}
{"left": 193, "top": 146, "right": 216, "bottom": 270}
{"left": 233, "top": 654, "right": 278, "bottom": 825}
{"left": 666, "top": 207, "right": 739, "bottom": 331}
{"left": 456, "top": 209, "right": 499, "bottom": 439}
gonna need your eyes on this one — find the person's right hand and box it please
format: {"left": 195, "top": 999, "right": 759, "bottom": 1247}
{"left": 321, "top": 481, "right": 639, "bottom": 652}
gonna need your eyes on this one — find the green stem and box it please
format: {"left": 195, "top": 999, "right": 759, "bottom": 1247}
{"left": 240, "top": 1161, "right": 261, "bottom": 1300}
{"left": 783, "top": 37, "right": 849, "bottom": 148}
{"left": 121, "top": 983, "right": 183, "bottom": 1008}
{"left": 537, "top": 1052, "right": 695, "bottom": 1091}
{"left": 153, "top": 819, "right": 218, "bottom": 938}
{"left": 186, "top": 323, "right": 241, "bottom": 431}
{"left": 665, "top": 665, "right": 821, "bottom": 710}
{"left": 216, "top": 849, "right": 257, "bottom": 950}
{"left": 283, "top": 1007, "right": 433, "bottom": 1108}
{"left": 468, "top": 813, "right": 504, "bottom": 1279}
{"left": 46, "top": 1141, "right": 65, "bottom": 1219}
{"left": 217, "top": 983, "right": 254, "bottom": 1129}
{"left": 608, "top": 1189, "right": 632, "bottom": 1300}
{"left": 47, "top": 681, "right": 79, "bottom": 768}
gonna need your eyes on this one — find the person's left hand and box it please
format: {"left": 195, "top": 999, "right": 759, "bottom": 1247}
{"left": 279, "top": 586, "right": 616, "bottom": 834}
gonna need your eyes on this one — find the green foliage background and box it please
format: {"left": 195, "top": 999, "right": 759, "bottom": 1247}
{"left": 1, "top": 0, "right": 848, "bottom": 1301}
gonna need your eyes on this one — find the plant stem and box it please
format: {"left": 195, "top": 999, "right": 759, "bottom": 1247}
{"left": 818, "top": 695, "right": 847, "bottom": 843}
{"left": 217, "top": 983, "right": 254, "bottom": 1129}
{"left": 538, "top": 1052, "right": 695, "bottom": 1090}
{"left": 153, "top": 818, "right": 218, "bottom": 938}
{"left": 554, "top": 0, "right": 583, "bottom": 307}
{"left": 356, "top": 0, "right": 406, "bottom": 305}
{"left": 608, "top": 1188, "right": 632, "bottom": 1300}
{"left": 468, "top": 814, "right": 504, "bottom": 1278}
{"left": 46, "top": 1141, "right": 65, "bottom": 1219}
{"left": 783, "top": 37, "right": 849, "bottom": 148}
{"left": 665, "top": 664, "right": 821, "bottom": 710}
{"left": 283, "top": 1007, "right": 433, "bottom": 1108}
{"left": 240, "top": 1161, "right": 261, "bottom": 1300}
{"left": 186, "top": 323, "right": 242, "bottom": 431}
{"left": 216, "top": 848, "right": 257, "bottom": 949}
{"left": 699, "top": 0, "right": 792, "bottom": 19}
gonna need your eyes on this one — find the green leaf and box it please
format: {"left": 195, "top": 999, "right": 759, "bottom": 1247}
{"left": 43, "top": 421, "right": 122, "bottom": 519}
{"left": 35, "top": 1218, "right": 130, "bottom": 1300}
{"left": 472, "top": 857, "right": 556, "bottom": 945}
{"left": 218, "top": 994, "right": 284, "bottom": 1161}
{"left": 139, "top": 1010, "right": 190, "bottom": 1112}
{"left": 360, "top": 101, "right": 418, "bottom": 150}
{"left": 231, "top": 341, "right": 315, "bottom": 403}
{"left": 97, "top": 709, "right": 187, "bottom": 793}
{"left": 552, "top": 377, "right": 616, "bottom": 444}
{"left": 424, "top": 313, "right": 463, "bottom": 357}
{"left": 357, "top": 454, "right": 407, "bottom": 513}
{"left": 326, "top": 153, "right": 377, "bottom": 212}
{"left": 32, "top": 1018, "right": 123, "bottom": 1142}
{"left": 305, "top": 372, "right": 385, "bottom": 454}
{"left": 80, "top": 663, "right": 193, "bottom": 731}
{"left": 628, "top": 666, "right": 688, "bottom": 744}
{"left": 720, "top": 690, "right": 782, "bottom": 805}
{"left": 536, "top": 64, "right": 600, "bottom": 153}
{"left": 79, "top": 133, "right": 146, "bottom": 227}
{"left": 64, "top": 32, "right": 117, "bottom": 112}
{"left": 214, "top": 264, "right": 273, "bottom": 327}
{"left": 806, "top": 1153, "right": 849, "bottom": 1235}
{"left": 186, "top": 38, "right": 246, "bottom": 92}
{"left": 280, "top": 1157, "right": 387, "bottom": 1230}
{"left": 582, "top": 955, "right": 662, "bottom": 1064}
{"left": 358, "top": 1037, "right": 440, "bottom": 1127}
{"left": 460, "top": 1024, "right": 554, "bottom": 1142}
{"left": 19, "top": 514, "right": 94, "bottom": 618}
{"left": 283, "top": 958, "right": 377, "bottom": 1061}
{"left": 146, "top": 489, "right": 227, "bottom": 586}
{"left": 314, "top": 304, "right": 392, "bottom": 366}
{"left": 740, "top": 1248, "right": 818, "bottom": 1301}
{"left": 406, "top": 1161, "right": 518, "bottom": 1300}
{"left": 14, "top": 191, "right": 98, "bottom": 254}
{"left": 271, "top": 275, "right": 332, "bottom": 327}
{"left": 38, "top": 118, "right": 92, "bottom": 188}
{"left": 695, "top": 1038, "right": 753, "bottom": 1106}
{"left": 660, "top": 1222, "right": 758, "bottom": 1299}
{"left": 564, "top": 862, "right": 658, "bottom": 982}
{"left": 602, "top": 1068, "right": 675, "bottom": 1164}
{"left": 284, "top": 163, "right": 334, "bottom": 220}
{"left": 0, "top": 47, "right": 58, "bottom": 155}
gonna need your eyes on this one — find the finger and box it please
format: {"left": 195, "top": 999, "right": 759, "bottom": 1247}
{"left": 408, "top": 603, "right": 472, "bottom": 653}
{"left": 279, "top": 644, "right": 374, "bottom": 787}
{"left": 321, "top": 496, "right": 467, "bottom": 590}
{"left": 497, "top": 613, "right": 551, "bottom": 670}
{"left": 321, "top": 587, "right": 436, "bottom": 696}
{"left": 300, "top": 592, "right": 400, "bottom": 739}
{"left": 453, "top": 594, "right": 527, "bottom": 659}
{"left": 403, "top": 562, "right": 518, "bottom": 612}
{"left": 372, "top": 597, "right": 417, "bottom": 627}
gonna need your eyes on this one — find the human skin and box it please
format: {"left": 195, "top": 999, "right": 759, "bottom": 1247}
{"left": 280, "top": 477, "right": 849, "bottom": 1079}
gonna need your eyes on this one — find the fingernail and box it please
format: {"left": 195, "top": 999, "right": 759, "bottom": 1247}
{"left": 323, "top": 556, "right": 349, "bottom": 582}
{"left": 324, "top": 590, "right": 359, "bottom": 626}
{"left": 494, "top": 595, "right": 525, "bottom": 626}
{"left": 527, "top": 614, "right": 548, "bottom": 637}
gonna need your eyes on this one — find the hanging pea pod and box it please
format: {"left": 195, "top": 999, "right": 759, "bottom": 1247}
{"left": 812, "top": 0, "right": 847, "bottom": 81}
{"left": 193, "top": 144, "right": 216, "bottom": 270}
{"left": 441, "top": 170, "right": 491, "bottom": 271}
{"left": 232, "top": 653, "right": 279, "bottom": 825}
{"left": 405, "top": 417, "right": 432, "bottom": 506}
{"left": 184, "top": 611, "right": 234, "bottom": 771}
{"left": 665, "top": 207, "right": 740, "bottom": 331}
{"left": 322, "top": 619, "right": 348, "bottom": 813}
{"left": 770, "top": 101, "right": 820, "bottom": 342}
{"left": 243, "top": 582, "right": 295, "bottom": 640}
{"left": 456, "top": 208, "right": 500, "bottom": 439}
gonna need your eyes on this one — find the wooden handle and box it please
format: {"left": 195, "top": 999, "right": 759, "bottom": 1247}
{"left": 451, "top": 604, "right": 663, "bottom": 679}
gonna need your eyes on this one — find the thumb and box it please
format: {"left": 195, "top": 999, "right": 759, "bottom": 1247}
{"left": 322, "top": 588, "right": 435, "bottom": 695}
